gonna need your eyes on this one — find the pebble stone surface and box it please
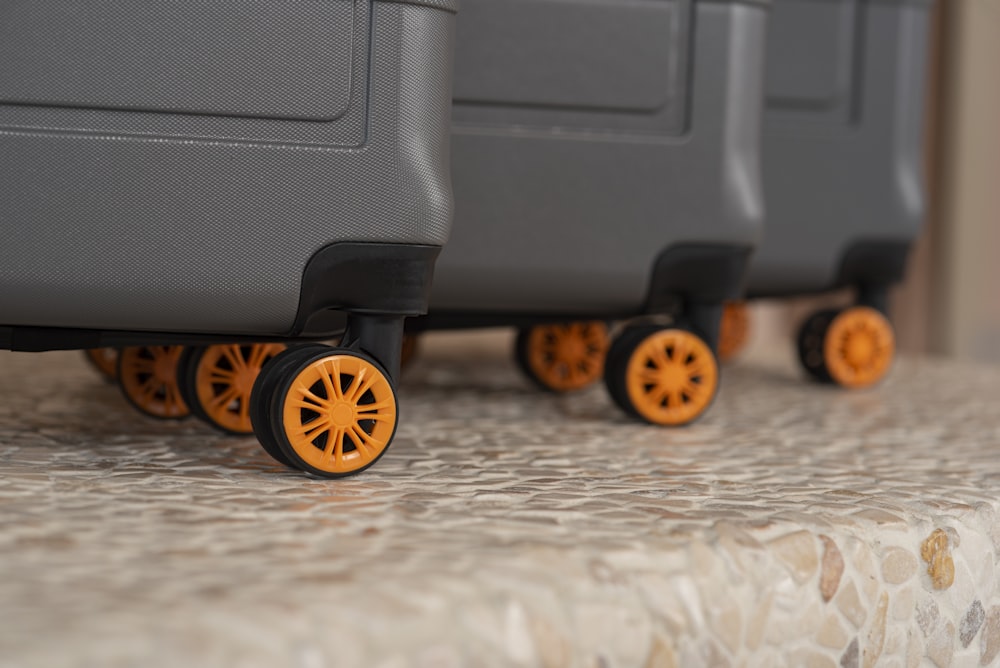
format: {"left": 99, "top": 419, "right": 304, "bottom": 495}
{"left": 1, "top": 331, "right": 999, "bottom": 668}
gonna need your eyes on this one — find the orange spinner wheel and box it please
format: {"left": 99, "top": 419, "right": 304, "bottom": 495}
{"left": 516, "top": 321, "right": 610, "bottom": 392}
{"left": 187, "top": 343, "right": 287, "bottom": 434}
{"left": 606, "top": 326, "right": 719, "bottom": 426}
{"left": 117, "top": 346, "right": 190, "bottom": 419}
{"left": 822, "top": 306, "right": 896, "bottom": 388}
{"left": 271, "top": 349, "right": 398, "bottom": 478}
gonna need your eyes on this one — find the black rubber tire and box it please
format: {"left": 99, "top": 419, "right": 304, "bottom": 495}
{"left": 603, "top": 324, "right": 662, "bottom": 419}
{"left": 268, "top": 346, "right": 398, "bottom": 479}
{"left": 513, "top": 327, "right": 551, "bottom": 392}
{"left": 176, "top": 346, "right": 209, "bottom": 424}
{"left": 796, "top": 309, "right": 841, "bottom": 384}
{"left": 250, "top": 345, "right": 328, "bottom": 469}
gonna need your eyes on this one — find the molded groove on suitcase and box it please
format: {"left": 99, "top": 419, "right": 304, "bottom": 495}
{"left": 0, "top": 0, "right": 356, "bottom": 122}
{"left": 764, "top": 0, "right": 858, "bottom": 116}
{"left": 452, "top": 0, "right": 691, "bottom": 136}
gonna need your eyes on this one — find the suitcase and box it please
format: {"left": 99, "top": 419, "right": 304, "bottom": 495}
{"left": 409, "top": 0, "right": 770, "bottom": 427}
{"left": 741, "top": 0, "right": 934, "bottom": 388}
{"left": 0, "top": 0, "right": 458, "bottom": 477}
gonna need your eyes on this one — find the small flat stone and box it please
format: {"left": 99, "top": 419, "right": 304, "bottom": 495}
{"left": 745, "top": 593, "right": 773, "bottom": 651}
{"left": 711, "top": 604, "right": 742, "bottom": 654}
{"left": 643, "top": 635, "right": 678, "bottom": 668}
{"left": 881, "top": 547, "right": 918, "bottom": 585}
{"left": 921, "top": 529, "right": 956, "bottom": 590}
{"left": 789, "top": 649, "right": 837, "bottom": 668}
{"left": 768, "top": 530, "right": 819, "bottom": 585}
{"left": 852, "top": 508, "right": 907, "bottom": 526}
{"left": 917, "top": 596, "right": 941, "bottom": 637}
{"left": 818, "top": 613, "right": 849, "bottom": 650}
{"left": 862, "top": 592, "right": 889, "bottom": 668}
{"left": 981, "top": 606, "right": 1000, "bottom": 666}
{"left": 836, "top": 581, "right": 867, "bottom": 630}
{"left": 927, "top": 621, "right": 955, "bottom": 668}
{"left": 960, "top": 600, "right": 985, "bottom": 648}
{"left": 699, "top": 640, "right": 730, "bottom": 668}
{"left": 819, "top": 535, "right": 845, "bottom": 602}
{"left": 892, "top": 585, "right": 915, "bottom": 622}
{"left": 907, "top": 631, "right": 924, "bottom": 668}
{"left": 841, "top": 638, "right": 859, "bottom": 668}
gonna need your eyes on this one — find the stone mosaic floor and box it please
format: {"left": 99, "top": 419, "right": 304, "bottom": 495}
{"left": 0, "top": 331, "right": 999, "bottom": 667}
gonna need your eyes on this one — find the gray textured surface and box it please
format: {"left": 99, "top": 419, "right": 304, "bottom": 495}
{"left": 0, "top": 1, "right": 357, "bottom": 121}
{"left": 432, "top": 0, "right": 765, "bottom": 314}
{"left": 1, "top": 331, "right": 998, "bottom": 666}
{"left": 748, "top": 0, "right": 931, "bottom": 295}
{"left": 0, "top": 1, "right": 455, "bottom": 336}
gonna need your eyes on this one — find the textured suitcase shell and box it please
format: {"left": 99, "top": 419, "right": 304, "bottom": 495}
{"left": 0, "top": 0, "right": 456, "bottom": 339}
{"left": 428, "top": 0, "right": 769, "bottom": 318}
{"left": 747, "top": 0, "right": 933, "bottom": 297}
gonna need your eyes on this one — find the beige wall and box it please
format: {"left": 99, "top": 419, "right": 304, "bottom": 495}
{"left": 924, "top": 0, "right": 1000, "bottom": 361}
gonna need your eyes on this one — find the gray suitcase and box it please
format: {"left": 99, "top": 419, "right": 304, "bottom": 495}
{"left": 0, "top": 0, "right": 458, "bottom": 478}
{"left": 410, "top": 0, "right": 769, "bottom": 427}
{"left": 744, "top": 0, "right": 933, "bottom": 388}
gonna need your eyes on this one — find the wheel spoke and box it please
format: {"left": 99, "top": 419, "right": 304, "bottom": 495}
{"left": 684, "top": 360, "right": 711, "bottom": 378}
{"left": 650, "top": 344, "right": 672, "bottom": 369}
{"left": 669, "top": 387, "right": 685, "bottom": 407}
{"left": 322, "top": 359, "right": 341, "bottom": 400}
{"left": 124, "top": 358, "right": 156, "bottom": 374}
{"left": 209, "top": 385, "right": 241, "bottom": 410}
{"left": 346, "top": 369, "right": 378, "bottom": 404}
{"left": 163, "top": 383, "right": 184, "bottom": 415}
{"left": 246, "top": 344, "right": 269, "bottom": 370}
{"left": 682, "top": 380, "right": 705, "bottom": 398}
{"left": 346, "top": 426, "right": 374, "bottom": 460}
{"left": 293, "top": 386, "right": 328, "bottom": 411}
{"left": 671, "top": 337, "right": 689, "bottom": 365}
{"left": 340, "top": 365, "right": 363, "bottom": 402}
{"left": 358, "top": 412, "right": 394, "bottom": 424}
{"left": 637, "top": 368, "right": 661, "bottom": 385}
{"left": 356, "top": 398, "right": 394, "bottom": 414}
{"left": 349, "top": 423, "right": 384, "bottom": 451}
{"left": 220, "top": 345, "right": 245, "bottom": 372}
{"left": 647, "top": 385, "right": 671, "bottom": 407}
{"left": 293, "top": 416, "right": 332, "bottom": 441}
{"left": 583, "top": 327, "right": 605, "bottom": 348}
{"left": 135, "top": 375, "right": 162, "bottom": 401}
{"left": 208, "top": 369, "right": 237, "bottom": 383}
{"left": 321, "top": 427, "right": 345, "bottom": 466}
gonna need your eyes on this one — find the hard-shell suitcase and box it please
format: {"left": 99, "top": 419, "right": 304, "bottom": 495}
{"left": 0, "top": 0, "right": 458, "bottom": 477}
{"left": 410, "top": 0, "right": 770, "bottom": 427}
{"left": 741, "top": 0, "right": 934, "bottom": 388}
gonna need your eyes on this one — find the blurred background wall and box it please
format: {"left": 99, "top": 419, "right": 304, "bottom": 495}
{"left": 755, "top": 0, "right": 1000, "bottom": 363}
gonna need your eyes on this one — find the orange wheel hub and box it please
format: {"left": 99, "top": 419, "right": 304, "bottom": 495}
{"left": 280, "top": 353, "right": 397, "bottom": 476}
{"left": 823, "top": 306, "right": 895, "bottom": 388}
{"left": 717, "top": 301, "right": 750, "bottom": 362}
{"left": 118, "top": 346, "right": 189, "bottom": 419}
{"left": 195, "top": 343, "right": 286, "bottom": 434}
{"left": 526, "top": 322, "right": 610, "bottom": 392}
{"left": 625, "top": 329, "right": 718, "bottom": 426}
